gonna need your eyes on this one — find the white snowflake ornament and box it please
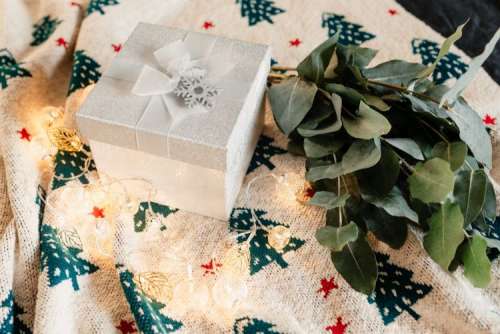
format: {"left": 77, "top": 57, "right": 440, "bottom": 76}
{"left": 173, "top": 72, "right": 220, "bottom": 109}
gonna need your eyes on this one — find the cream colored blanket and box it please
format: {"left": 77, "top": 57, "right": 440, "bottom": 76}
{"left": 1, "top": 0, "right": 499, "bottom": 333}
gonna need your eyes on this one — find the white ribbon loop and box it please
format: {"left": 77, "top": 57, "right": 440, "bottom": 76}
{"left": 132, "top": 65, "right": 177, "bottom": 96}
{"left": 129, "top": 33, "right": 237, "bottom": 158}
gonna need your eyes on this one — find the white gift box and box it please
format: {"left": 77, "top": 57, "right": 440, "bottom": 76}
{"left": 76, "top": 23, "right": 271, "bottom": 220}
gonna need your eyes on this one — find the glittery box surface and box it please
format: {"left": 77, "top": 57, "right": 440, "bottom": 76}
{"left": 76, "top": 23, "right": 271, "bottom": 219}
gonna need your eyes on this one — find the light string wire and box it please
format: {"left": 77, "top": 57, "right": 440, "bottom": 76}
{"left": 37, "top": 144, "right": 295, "bottom": 274}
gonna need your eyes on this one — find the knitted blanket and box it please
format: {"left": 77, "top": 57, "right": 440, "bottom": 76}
{"left": 1, "top": 1, "right": 499, "bottom": 333}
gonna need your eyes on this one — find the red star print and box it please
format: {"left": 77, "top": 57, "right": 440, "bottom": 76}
{"left": 317, "top": 277, "right": 338, "bottom": 299}
{"left": 202, "top": 21, "right": 215, "bottom": 30}
{"left": 116, "top": 320, "right": 137, "bottom": 334}
{"left": 388, "top": 9, "right": 398, "bottom": 16}
{"left": 201, "top": 259, "right": 222, "bottom": 275}
{"left": 289, "top": 38, "right": 301, "bottom": 47}
{"left": 483, "top": 114, "right": 496, "bottom": 126}
{"left": 91, "top": 206, "right": 105, "bottom": 219}
{"left": 17, "top": 128, "right": 32, "bottom": 142}
{"left": 56, "top": 37, "right": 68, "bottom": 49}
{"left": 326, "top": 317, "right": 349, "bottom": 334}
{"left": 112, "top": 43, "right": 122, "bottom": 53}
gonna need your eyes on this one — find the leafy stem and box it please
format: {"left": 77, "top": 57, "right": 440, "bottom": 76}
{"left": 381, "top": 138, "right": 415, "bottom": 174}
{"left": 418, "top": 118, "right": 449, "bottom": 144}
{"left": 268, "top": 72, "right": 294, "bottom": 80}
{"left": 269, "top": 66, "right": 450, "bottom": 111}
{"left": 333, "top": 154, "right": 348, "bottom": 227}
{"left": 366, "top": 79, "right": 450, "bottom": 111}
{"left": 271, "top": 65, "right": 297, "bottom": 72}
{"left": 318, "top": 88, "right": 357, "bottom": 118}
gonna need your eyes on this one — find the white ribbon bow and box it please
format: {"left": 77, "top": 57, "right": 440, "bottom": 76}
{"left": 131, "top": 37, "right": 236, "bottom": 121}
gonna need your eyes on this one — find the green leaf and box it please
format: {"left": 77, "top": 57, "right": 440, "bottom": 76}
{"left": 363, "top": 187, "right": 418, "bottom": 222}
{"left": 363, "top": 94, "right": 390, "bottom": 111}
{"left": 357, "top": 147, "right": 400, "bottom": 197}
{"left": 324, "top": 51, "right": 339, "bottom": 80}
{"left": 404, "top": 94, "right": 449, "bottom": 119}
{"left": 423, "top": 200, "right": 464, "bottom": 269}
{"left": 361, "top": 204, "right": 408, "bottom": 249}
{"left": 441, "top": 28, "right": 500, "bottom": 106}
{"left": 348, "top": 64, "right": 368, "bottom": 89}
{"left": 297, "top": 33, "right": 339, "bottom": 83}
{"left": 461, "top": 235, "right": 491, "bottom": 288}
{"left": 309, "top": 191, "right": 350, "bottom": 209}
{"left": 316, "top": 222, "right": 359, "bottom": 252}
{"left": 482, "top": 178, "right": 497, "bottom": 221}
{"left": 331, "top": 233, "right": 378, "bottom": 295}
{"left": 336, "top": 44, "right": 378, "bottom": 68}
{"left": 269, "top": 77, "right": 318, "bottom": 135}
{"left": 408, "top": 158, "right": 454, "bottom": 203}
{"left": 383, "top": 138, "right": 424, "bottom": 160}
{"left": 448, "top": 98, "right": 492, "bottom": 168}
{"left": 324, "top": 83, "right": 364, "bottom": 107}
{"left": 453, "top": 169, "right": 487, "bottom": 226}
{"left": 362, "top": 60, "right": 427, "bottom": 86}
{"left": 307, "top": 139, "right": 381, "bottom": 181}
{"left": 431, "top": 141, "right": 467, "bottom": 171}
{"left": 303, "top": 136, "right": 345, "bottom": 158}
{"left": 295, "top": 94, "right": 332, "bottom": 131}
{"left": 298, "top": 92, "right": 342, "bottom": 137}
{"left": 417, "top": 21, "right": 467, "bottom": 79}
{"left": 342, "top": 102, "right": 391, "bottom": 140}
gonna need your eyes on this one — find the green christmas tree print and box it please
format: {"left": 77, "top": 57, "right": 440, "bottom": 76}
{"left": 118, "top": 266, "right": 183, "bottom": 334}
{"left": 368, "top": 252, "right": 432, "bottom": 325}
{"left": 229, "top": 208, "right": 305, "bottom": 275}
{"left": 321, "top": 13, "right": 375, "bottom": 46}
{"left": 86, "top": 0, "right": 120, "bottom": 16}
{"left": 68, "top": 50, "right": 102, "bottom": 95}
{"left": 233, "top": 317, "right": 281, "bottom": 334}
{"left": 0, "top": 291, "right": 32, "bottom": 334}
{"left": 133, "top": 202, "right": 178, "bottom": 232}
{"left": 412, "top": 38, "right": 468, "bottom": 84}
{"left": 40, "top": 224, "right": 99, "bottom": 291}
{"left": 0, "top": 49, "right": 31, "bottom": 90}
{"left": 247, "top": 135, "right": 286, "bottom": 174}
{"left": 236, "top": 0, "right": 285, "bottom": 26}
{"left": 51, "top": 144, "right": 96, "bottom": 190}
{"left": 30, "top": 16, "right": 62, "bottom": 46}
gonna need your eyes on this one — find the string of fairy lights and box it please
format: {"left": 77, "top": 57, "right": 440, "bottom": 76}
{"left": 30, "top": 101, "right": 315, "bottom": 318}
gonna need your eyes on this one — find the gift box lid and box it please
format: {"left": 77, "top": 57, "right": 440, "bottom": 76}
{"left": 76, "top": 23, "right": 271, "bottom": 172}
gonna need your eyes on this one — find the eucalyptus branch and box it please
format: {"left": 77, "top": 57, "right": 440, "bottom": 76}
{"left": 268, "top": 65, "right": 450, "bottom": 111}
{"left": 333, "top": 154, "right": 344, "bottom": 227}
{"left": 418, "top": 118, "right": 449, "bottom": 144}
{"left": 366, "top": 79, "right": 450, "bottom": 111}
{"left": 267, "top": 29, "right": 497, "bottom": 293}
{"left": 268, "top": 73, "right": 292, "bottom": 80}
{"left": 271, "top": 65, "right": 297, "bottom": 72}
{"left": 318, "top": 88, "right": 357, "bottom": 118}
{"left": 381, "top": 138, "right": 414, "bottom": 173}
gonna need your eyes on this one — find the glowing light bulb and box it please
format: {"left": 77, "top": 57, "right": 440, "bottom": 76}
{"left": 295, "top": 181, "right": 315, "bottom": 204}
{"left": 221, "top": 244, "right": 250, "bottom": 277}
{"left": 212, "top": 273, "right": 248, "bottom": 310}
{"left": 268, "top": 225, "right": 291, "bottom": 252}
{"left": 125, "top": 195, "right": 140, "bottom": 214}
{"left": 171, "top": 266, "right": 209, "bottom": 315}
